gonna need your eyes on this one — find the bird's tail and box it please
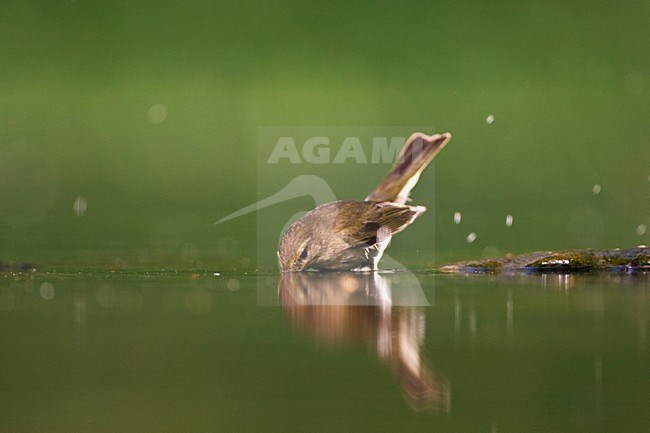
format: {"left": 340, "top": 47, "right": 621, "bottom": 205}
{"left": 365, "top": 132, "right": 451, "bottom": 204}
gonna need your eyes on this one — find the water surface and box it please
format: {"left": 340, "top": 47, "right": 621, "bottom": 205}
{"left": 1, "top": 270, "right": 649, "bottom": 432}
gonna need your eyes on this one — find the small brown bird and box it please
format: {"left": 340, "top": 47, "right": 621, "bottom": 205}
{"left": 278, "top": 132, "right": 451, "bottom": 272}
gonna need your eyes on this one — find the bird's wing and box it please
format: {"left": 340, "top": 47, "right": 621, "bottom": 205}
{"left": 338, "top": 202, "right": 426, "bottom": 247}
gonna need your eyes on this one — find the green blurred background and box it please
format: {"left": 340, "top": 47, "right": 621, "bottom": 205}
{"left": 1, "top": 0, "right": 649, "bottom": 271}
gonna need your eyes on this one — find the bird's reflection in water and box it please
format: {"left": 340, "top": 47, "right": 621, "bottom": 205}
{"left": 278, "top": 272, "right": 450, "bottom": 411}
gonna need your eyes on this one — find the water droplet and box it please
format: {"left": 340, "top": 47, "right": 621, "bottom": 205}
{"left": 39, "top": 282, "right": 55, "bottom": 300}
{"left": 505, "top": 214, "right": 514, "bottom": 227}
{"left": 453, "top": 211, "right": 462, "bottom": 224}
{"left": 73, "top": 195, "right": 87, "bottom": 216}
{"left": 147, "top": 104, "right": 167, "bottom": 125}
{"left": 637, "top": 224, "right": 647, "bottom": 236}
{"left": 227, "top": 278, "right": 240, "bottom": 292}
{"left": 466, "top": 232, "right": 477, "bottom": 243}
{"left": 485, "top": 114, "right": 495, "bottom": 125}
{"left": 592, "top": 184, "right": 601, "bottom": 195}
